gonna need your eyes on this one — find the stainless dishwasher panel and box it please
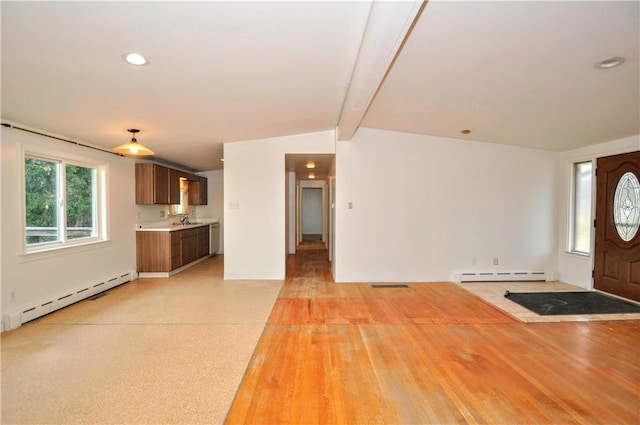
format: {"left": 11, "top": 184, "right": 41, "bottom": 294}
{"left": 209, "top": 223, "right": 220, "bottom": 255}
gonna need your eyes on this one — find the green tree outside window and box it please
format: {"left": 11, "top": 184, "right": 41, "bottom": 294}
{"left": 25, "top": 157, "right": 97, "bottom": 245}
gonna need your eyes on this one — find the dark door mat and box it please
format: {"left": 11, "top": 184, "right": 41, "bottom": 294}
{"left": 504, "top": 291, "right": 640, "bottom": 315}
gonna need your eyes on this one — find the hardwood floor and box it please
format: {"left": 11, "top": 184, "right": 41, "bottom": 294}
{"left": 225, "top": 249, "right": 640, "bottom": 425}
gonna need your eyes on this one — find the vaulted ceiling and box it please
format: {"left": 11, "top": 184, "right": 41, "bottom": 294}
{"left": 2, "top": 1, "right": 638, "bottom": 172}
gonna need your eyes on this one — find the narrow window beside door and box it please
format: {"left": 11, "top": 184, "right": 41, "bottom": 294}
{"left": 570, "top": 161, "right": 593, "bottom": 254}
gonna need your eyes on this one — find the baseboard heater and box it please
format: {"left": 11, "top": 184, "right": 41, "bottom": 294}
{"left": 453, "top": 271, "right": 549, "bottom": 283}
{"left": 3, "top": 272, "right": 133, "bottom": 331}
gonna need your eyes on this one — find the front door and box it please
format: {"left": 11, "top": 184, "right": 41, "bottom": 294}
{"left": 594, "top": 151, "right": 640, "bottom": 301}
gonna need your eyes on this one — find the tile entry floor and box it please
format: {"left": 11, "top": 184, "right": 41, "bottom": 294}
{"left": 457, "top": 280, "right": 640, "bottom": 323}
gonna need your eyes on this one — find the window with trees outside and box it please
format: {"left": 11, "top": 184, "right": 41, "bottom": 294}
{"left": 24, "top": 153, "right": 106, "bottom": 252}
{"left": 570, "top": 161, "right": 593, "bottom": 254}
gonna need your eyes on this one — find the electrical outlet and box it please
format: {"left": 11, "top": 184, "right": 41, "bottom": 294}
{"left": 10, "top": 291, "right": 16, "bottom": 302}
{"left": 493, "top": 258, "right": 499, "bottom": 266}
{"left": 160, "top": 210, "right": 165, "bottom": 218}
{"left": 348, "top": 202, "right": 353, "bottom": 209}
{"left": 136, "top": 211, "right": 141, "bottom": 219}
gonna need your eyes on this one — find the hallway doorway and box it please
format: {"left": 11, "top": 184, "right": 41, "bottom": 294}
{"left": 301, "top": 188, "right": 323, "bottom": 242}
{"left": 285, "top": 153, "right": 335, "bottom": 258}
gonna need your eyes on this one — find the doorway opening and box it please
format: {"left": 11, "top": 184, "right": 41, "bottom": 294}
{"left": 299, "top": 185, "right": 326, "bottom": 251}
{"left": 301, "top": 187, "right": 323, "bottom": 243}
{"left": 284, "top": 153, "right": 335, "bottom": 263}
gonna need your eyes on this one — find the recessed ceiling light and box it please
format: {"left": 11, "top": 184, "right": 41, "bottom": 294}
{"left": 124, "top": 53, "right": 147, "bottom": 66}
{"left": 460, "top": 129, "right": 472, "bottom": 134}
{"left": 308, "top": 172, "right": 315, "bottom": 179}
{"left": 306, "top": 161, "right": 316, "bottom": 169}
{"left": 596, "top": 57, "right": 625, "bottom": 69}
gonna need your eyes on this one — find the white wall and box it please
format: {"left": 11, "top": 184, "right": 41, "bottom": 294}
{"left": 219, "top": 125, "right": 637, "bottom": 285}
{"left": 1, "top": 124, "right": 137, "bottom": 324}
{"left": 334, "top": 128, "right": 562, "bottom": 282}
{"left": 223, "top": 130, "right": 335, "bottom": 279}
{"left": 556, "top": 135, "right": 640, "bottom": 289}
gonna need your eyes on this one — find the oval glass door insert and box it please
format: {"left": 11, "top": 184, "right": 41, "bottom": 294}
{"left": 613, "top": 171, "right": 640, "bottom": 242}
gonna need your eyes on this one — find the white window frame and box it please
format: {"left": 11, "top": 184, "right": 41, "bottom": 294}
{"left": 568, "top": 160, "right": 593, "bottom": 255}
{"left": 22, "top": 148, "right": 108, "bottom": 255}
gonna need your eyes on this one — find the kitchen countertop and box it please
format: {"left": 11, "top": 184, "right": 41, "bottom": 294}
{"left": 136, "top": 219, "right": 219, "bottom": 232}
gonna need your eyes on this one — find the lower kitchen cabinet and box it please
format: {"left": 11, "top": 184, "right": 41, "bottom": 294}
{"left": 170, "top": 232, "right": 182, "bottom": 270}
{"left": 136, "top": 232, "right": 172, "bottom": 272}
{"left": 180, "top": 228, "right": 199, "bottom": 266}
{"left": 137, "top": 225, "right": 210, "bottom": 274}
{"left": 197, "top": 226, "right": 209, "bottom": 258}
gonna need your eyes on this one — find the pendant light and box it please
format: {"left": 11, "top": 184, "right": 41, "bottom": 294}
{"left": 113, "top": 129, "right": 154, "bottom": 156}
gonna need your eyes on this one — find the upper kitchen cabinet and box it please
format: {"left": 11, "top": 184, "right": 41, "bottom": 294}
{"left": 199, "top": 177, "right": 208, "bottom": 205}
{"left": 168, "top": 168, "right": 182, "bottom": 204}
{"left": 136, "top": 163, "right": 207, "bottom": 205}
{"left": 136, "top": 163, "right": 171, "bottom": 205}
{"left": 188, "top": 176, "right": 208, "bottom": 206}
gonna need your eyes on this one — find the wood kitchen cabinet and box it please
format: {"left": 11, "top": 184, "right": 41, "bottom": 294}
{"left": 199, "top": 177, "right": 208, "bottom": 205}
{"left": 136, "top": 163, "right": 207, "bottom": 205}
{"left": 188, "top": 176, "right": 208, "bottom": 205}
{"left": 137, "top": 225, "right": 210, "bottom": 273}
{"left": 170, "top": 231, "right": 182, "bottom": 270}
{"left": 136, "top": 163, "right": 170, "bottom": 205}
{"left": 180, "top": 228, "right": 199, "bottom": 265}
{"left": 136, "top": 231, "right": 173, "bottom": 272}
{"left": 168, "top": 168, "right": 182, "bottom": 205}
{"left": 196, "top": 225, "right": 209, "bottom": 258}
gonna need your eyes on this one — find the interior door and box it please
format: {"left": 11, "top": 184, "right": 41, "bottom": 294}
{"left": 594, "top": 151, "right": 640, "bottom": 301}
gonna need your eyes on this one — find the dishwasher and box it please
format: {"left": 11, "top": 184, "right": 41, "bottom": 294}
{"left": 209, "top": 223, "right": 220, "bottom": 255}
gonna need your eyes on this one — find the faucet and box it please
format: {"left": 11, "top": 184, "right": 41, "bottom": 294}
{"left": 180, "top": 214, "right": 190, "bottom": 225}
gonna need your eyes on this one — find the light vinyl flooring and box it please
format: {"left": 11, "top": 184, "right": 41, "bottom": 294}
{"left": 1, "top": 255, "right": 283, "bottom": 424}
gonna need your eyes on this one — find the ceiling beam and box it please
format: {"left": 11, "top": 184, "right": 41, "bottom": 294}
{"left": 337, "top": 0, "right": 425, "bottom": 141}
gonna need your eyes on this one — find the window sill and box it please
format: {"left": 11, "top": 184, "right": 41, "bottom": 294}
{"left": 21, "top": 239, "right": 111, "bottom": 262}
{"left": 563, "top": 250, "right": 591, "bottom": 258}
